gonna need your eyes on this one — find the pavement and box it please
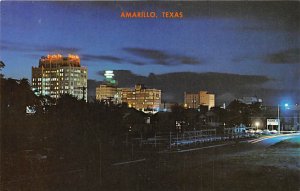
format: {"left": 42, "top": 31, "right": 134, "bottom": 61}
{"left": 246, "top": 133, "right": 300, "bottom": 146}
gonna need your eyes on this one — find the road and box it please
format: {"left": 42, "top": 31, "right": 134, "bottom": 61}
{"left": 246, "top": 133, "right": 300, "bottom": 146}
{"left": 107, "top": 133, "right": 300, "bottom": 191}
{"left": 3, "top": 133, "right": 299, "bottom": 191}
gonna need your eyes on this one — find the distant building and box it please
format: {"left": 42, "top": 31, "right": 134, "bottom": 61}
{"left": 96, "top": 84, "right": 117, "bottom": 103}
{"left": 184, "top": 91, "right": 215, "bottom": 110}
{"left": 103, "top": 70, "right": 117, "bottom": 85}
{"left": 95, "top": 78, "right": 161, "bottom": 113}
{"left": 184, "top": 92, "right": 199, "bottom": 109}
{"left": 238, "top": 96, "right": 262, "bottom": 105}
{"left": 199, "top": 91, "right": 215, "bottom": 110}
{"left": 122, "top": 84, "right": 161, "bottom": 113}
{"left": 32, "top": 54, "right": 87, "bottom": 101}
{"left": 95, "top": 71, "right": 119, "bottom": 104}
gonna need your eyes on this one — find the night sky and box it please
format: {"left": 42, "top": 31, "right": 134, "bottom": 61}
{"left": 1, "top": 1, "right": 299, "bottom": 105}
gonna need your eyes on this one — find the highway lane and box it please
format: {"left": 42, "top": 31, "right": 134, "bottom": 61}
{"left": 108, "top": 133, "right": 300, "bottom": 190}
{"left": 247, "top": 133, "right": 300, "bottom": 146}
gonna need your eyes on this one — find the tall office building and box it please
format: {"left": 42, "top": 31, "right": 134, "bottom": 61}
{"left": 32, "top": 54, "right": 87, "bottom": 101}
{"left": 184, "top": 91, "right": 215, "bottom": 110}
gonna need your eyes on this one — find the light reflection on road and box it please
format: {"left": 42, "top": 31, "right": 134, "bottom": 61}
{"left": 249, "top": 133, "right": 300, "bottom": 146}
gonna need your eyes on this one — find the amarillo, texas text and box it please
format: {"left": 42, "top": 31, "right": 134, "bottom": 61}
{"left": 120, "top": 11, "right": 183, "bottom": 19}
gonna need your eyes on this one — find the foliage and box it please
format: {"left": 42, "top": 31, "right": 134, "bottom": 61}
{"left": 1, "top": 77, "right": 263, "bottom": 167}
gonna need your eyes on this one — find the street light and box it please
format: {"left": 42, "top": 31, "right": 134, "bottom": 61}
{"left": 278, "top": 103, "right": 289, "bottom": 134}
{"left": 255, "top": 121, "right": 260, "bottom": 131}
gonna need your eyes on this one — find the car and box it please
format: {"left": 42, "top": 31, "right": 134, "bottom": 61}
{"left": 262, "top": 130, "right": 271, "bottom": 135}
{"left": 246, "top": 129, "right": 255, "bottom": 134}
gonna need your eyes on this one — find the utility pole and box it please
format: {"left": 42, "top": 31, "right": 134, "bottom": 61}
{"left": 278, "top": 105, "right": 280, "bottom": 134}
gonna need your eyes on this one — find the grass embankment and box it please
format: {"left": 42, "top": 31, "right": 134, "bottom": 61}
{"left": 272, "top": 136, "right": 300, "bottom": 148}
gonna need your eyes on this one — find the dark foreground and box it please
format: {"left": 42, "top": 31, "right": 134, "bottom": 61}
{"left": 2, "top": 136, "right": 300, "bottom": 191}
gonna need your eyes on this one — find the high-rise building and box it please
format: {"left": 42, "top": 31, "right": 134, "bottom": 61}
{"left": 32, "top": 54, "right": 87, "bottom": 101}
{"left": 121, "top": 84, "right": 161, "bottom": 113}
{"left": 184, "top": 91, "right": 215, "bottom": 110}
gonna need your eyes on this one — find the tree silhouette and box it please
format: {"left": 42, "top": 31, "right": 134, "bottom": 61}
{"left": 0, "top": 60, "right": 5, "bottom": 78}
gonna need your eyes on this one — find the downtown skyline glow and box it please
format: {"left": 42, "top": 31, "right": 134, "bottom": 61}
{"left": 1, "top": 1, "right": 299, "bottom": 105}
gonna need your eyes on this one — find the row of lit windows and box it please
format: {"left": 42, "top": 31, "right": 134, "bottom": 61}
{"left": 34, "top": 86, "right": 59, "bottom": 90}
{"left": 45, "top": 70, "right": 58, "bottom": 74}
{"left": 33, "top": 77, "right": 60, "bottom": 82}
{"left": 125, "top": 93, "right": 160, "bottom": 97}
{"left": 42, "top": 78, "right": 58, "bottom": 82}
{"left": 33, "top": 78, "right": 42, "bottom": 81}
{"left": 33, "top": 82, "right": 60, "bottom": 86}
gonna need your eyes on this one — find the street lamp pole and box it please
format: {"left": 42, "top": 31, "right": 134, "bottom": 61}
{"left": 277, "top": 104, "right": 280, "bottom": 134}
{"left": 255, "top": 121, "right": 260, "bottom": 131}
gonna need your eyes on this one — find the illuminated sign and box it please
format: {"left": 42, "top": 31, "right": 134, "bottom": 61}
{"left": 104, "top": 70, "right": 114, "bottom": 79}
{"left": 104, "top": 70, "right": 116, "bottom": 85}
{"left": 267, "top": 119, "right": 279, "bottom": 126}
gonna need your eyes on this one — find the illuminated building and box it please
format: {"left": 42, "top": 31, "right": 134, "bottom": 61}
{"left": 121, "top": 84, "right": 161, "bottom": 113}
{"left": 199, "top": 91, "right": 215, "bottom": 110}
{"left": 32, "top": 54, "right": 87, "bottom": 101}
{"left": 95, "top": 71, "right": 161, "bottom": 112}
{"left": 96, "top": 70, "right": 119, "bottom": 104}
{"left": 103, "top": 70, "right": 116, "bottom": 85}
{"left": 184, "top": 91, "right": 215, "bottom": 110}
{"left": 96, "top": 85, "right": 118, "bottom": 103}
{"left": 184, "top": 92, "right": 199, "bottom": 109}
{"left": 238, "top": 96, "right": 262, "bottom": 105}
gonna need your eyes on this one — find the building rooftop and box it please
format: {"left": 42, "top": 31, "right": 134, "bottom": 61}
{"left": 38, "top": 54, "right": 81, "bottom": 68}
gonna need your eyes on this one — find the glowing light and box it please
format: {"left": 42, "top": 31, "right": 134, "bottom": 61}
{"left": 104, "top": 70, "right": 114, "bottom": 79}
{"left": 255, "top": 121, "right": 260, "bottom": 127}
{"left": 68, "top": 54, "right": 80, "bottom": 60}
{"left": 47, "top": 54, "right": 62, "bottom": 60}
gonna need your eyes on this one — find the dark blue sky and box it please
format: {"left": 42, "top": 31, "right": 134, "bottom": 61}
{"left": 1, "top": 1, "right": 299, "bottom": 105}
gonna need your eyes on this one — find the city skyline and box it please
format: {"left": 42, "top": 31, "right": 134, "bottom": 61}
{"left": 1, "top": 1, "right": 299, "bottom": 105}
